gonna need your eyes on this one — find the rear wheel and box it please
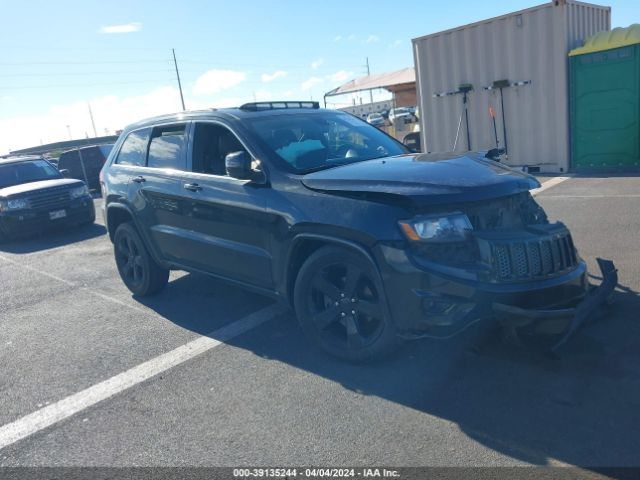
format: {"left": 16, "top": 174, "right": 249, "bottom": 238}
{"left": 114, "top": 222, "right": 168, "bottom": 296}
{"left": 294, "top": 246, "right": 398, "bottom": 361}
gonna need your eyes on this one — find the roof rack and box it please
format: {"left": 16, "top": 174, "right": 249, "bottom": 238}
{"left": 239, "top": 101, "right": 320, "bottom": 111}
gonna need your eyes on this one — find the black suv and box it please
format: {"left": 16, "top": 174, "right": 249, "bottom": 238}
{"left": 0, "top": 156, "right": 95, "bottom": 241}
{"left": 101, "top": 102, "right": 615, "bottom": 360}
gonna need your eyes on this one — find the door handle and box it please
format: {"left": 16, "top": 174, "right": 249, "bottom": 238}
{"left": 132, "top": 175, "right": 146, "bottom": 183}
{"left": 183, "top": 183, "right": 202, "bottom": 192}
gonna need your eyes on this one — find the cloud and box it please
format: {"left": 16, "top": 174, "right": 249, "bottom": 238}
{"left": 326, "top": 70, "right": 353, "bottom": 83}
{"left": 334, "top": 35, "right": 342, "bottom": 42}
{"left": 391, "top": 39, "right": 403, "bottom": 48}
{"left": 311, "top": 58, "right": 324, "bottom": 70}
{"left": 261, "top": 70, "right": 287, "bottom": 82}
{"left": 192, "top": 69, "right": 246, "bottom": 96}
{"left": 0, "top": 86, "right": 184, "bottom": 154}
{"left": 300, "top": 76, "right": 324, "bottom": 91}
{"left": 347, "top": 34, "right": 356, "bottom": 41}
{"left": 366, "top": 35, "right": 379, "bottom": 44}
{"left": 99, "top": 22, "right": 142, "bottom": 34}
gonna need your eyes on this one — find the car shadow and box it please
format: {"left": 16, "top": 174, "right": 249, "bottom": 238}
{"left": 0, "top": 223, "right": 106, "bottom": 254}
{"left": 139, "top": 272, "right": 640, "bottom": 468}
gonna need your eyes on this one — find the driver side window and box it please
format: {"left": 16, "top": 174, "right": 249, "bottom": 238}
{"left": 191, "top": 122, "right": 248, "bottom": 176}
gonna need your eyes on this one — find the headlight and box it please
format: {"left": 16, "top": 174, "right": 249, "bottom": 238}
{"left": 70, "top": 185, "right": 90, "bottom": 199}
{"left": 0, "top": 198, "right": 30, "bottom": 211}
{"left": 399, "top": 212, "right": 473, "bottom": 243}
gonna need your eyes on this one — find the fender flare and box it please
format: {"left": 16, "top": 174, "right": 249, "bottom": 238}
{"left": 105, "top": 202, "right": 168, "bottom": 268}
{"left": 286, "top": 233, "right": 394, "bottom": 323}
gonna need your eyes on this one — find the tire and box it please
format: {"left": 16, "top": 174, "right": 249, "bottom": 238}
{"left": 82, "top": 208, "right": 96, "bottom": 226}
{"left": 293, "top": 245, "right": 399, "bottom": 362}
{"left": 113, "top": 222, "right": 169, "bottom": 296}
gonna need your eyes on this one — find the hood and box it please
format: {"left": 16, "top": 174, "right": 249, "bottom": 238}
{"left": 0, "top": 178, "right": 84, "bottom": 198}
{"left": 301, "top": 152, "right": 540, "bottom": 206}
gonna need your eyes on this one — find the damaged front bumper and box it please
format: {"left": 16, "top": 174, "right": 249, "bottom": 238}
{"left": 377, "top": 244, "right": 617, "bottom": 349}
{"left": 492, "top": 258, "right": 617, "bottom": 351}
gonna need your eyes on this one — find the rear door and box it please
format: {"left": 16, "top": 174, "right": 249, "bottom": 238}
{"left": 176, "top": 120, "right": 274, "bottom": 288}
{"left": 126, "top": 122, "right": 193, "bottom": 263}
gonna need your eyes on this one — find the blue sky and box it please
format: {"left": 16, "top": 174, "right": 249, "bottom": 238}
{"left": 0, "top": 0, "right": 636, "bottom": 154}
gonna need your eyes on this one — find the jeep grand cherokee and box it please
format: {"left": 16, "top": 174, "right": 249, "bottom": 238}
{"left": 100, "top": 102, "right": 616, "bottom": 361}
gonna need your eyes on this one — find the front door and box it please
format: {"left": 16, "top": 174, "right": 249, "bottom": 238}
{"left": 176, "top": 121, "right": 274, "bottom": 288}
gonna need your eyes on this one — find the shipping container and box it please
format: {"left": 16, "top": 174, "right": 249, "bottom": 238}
{"left": 412, "top": 0, "right": 610, "bottom": 172}
{"left": 570, "top": 24, "right": 640, "bottom": 170}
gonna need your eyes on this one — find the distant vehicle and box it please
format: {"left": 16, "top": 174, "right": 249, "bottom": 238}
{"left": 0, "top": 156, "right": 95, "bottom": 241}
{"left": 57, "top": 144, "right": 114, "bottom": 192}
{"left": 388, "top": 107, "right": 415, "bottom": 126}
{"left": 366, "top": 112, "right": 385, "bottom": 127}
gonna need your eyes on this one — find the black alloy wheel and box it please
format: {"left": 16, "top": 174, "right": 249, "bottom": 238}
{"left": 294, "top": 246, "right": 398, "bottom": 361}
{"left": 113, "top": 222, "right": 169, "bottom": 296}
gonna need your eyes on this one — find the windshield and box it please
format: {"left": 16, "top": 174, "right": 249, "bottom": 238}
{"left": 246, "top": 111, "right": 407, "bottom": 173}
{"left": 0, "top": 160, "right": 62, "bottom": 189}
{"left": 392, "top": 108, "right": 410, "bottom": 115}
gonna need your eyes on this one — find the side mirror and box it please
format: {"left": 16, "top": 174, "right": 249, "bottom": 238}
{"left": 59, "top": 169, "right": 70, "bottom": 177}
{"left": 225, "top": 151, "right": 253, "bottom": 180}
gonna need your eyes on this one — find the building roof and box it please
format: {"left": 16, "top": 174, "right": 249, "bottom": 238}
{"left": 570, "top": 24, "right": 640, "bottom": 56}
{"left": 324, "top": 67, "right": 415, "bottom": 97}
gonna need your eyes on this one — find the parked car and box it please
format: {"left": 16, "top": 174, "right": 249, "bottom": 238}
{"left": 0, "top": 156, "right": 95, "bottom": 241}
{"left": 366, "top": 112, "right": 385, "bottom": 127}
{"left": 101, "top": 101, "right": 615, "bottom": 361}
{"left": 388, "top": 107, "right": 415, "bottom": 125}
{"left": 57, "top": 144, "right": 114, "bottom": 193}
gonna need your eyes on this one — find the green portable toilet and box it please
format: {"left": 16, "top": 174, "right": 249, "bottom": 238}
{"left": 570, "top": 25, "right": 640, "bottom": 171}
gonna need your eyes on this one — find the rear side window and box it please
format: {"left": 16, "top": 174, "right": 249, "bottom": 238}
{"left": 147, "top": 124, "right": 187, "bottom": 170}
{"left": 116, "top": 128, "right": 151, "bottom": 166}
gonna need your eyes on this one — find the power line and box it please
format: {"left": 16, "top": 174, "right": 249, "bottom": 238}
{"left": 0, "top": 79, "right": 174, "bottom": 90}
{"left": 0, "top": 70, "right": 175, "bottom": 78}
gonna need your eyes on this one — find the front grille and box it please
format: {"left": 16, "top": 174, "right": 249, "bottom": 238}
{"left": 26, "top": 187, "right": 71, "bottom": 210}
{"left": 489, "top": 233, "right": 577, "bottom": 281}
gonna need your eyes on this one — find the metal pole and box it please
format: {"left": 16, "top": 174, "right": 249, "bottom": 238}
{"left": 172, "top": 48, "right": 186, "bottom": 111}
{"left": 87, "top": 102, "right": 97, "bottom": 138}
{"left": 463, "top": 92, "right": 471, "bottom": 151}
{"left": 499, "top": 88, "right": 508, "bottom": 155}
{"left": 77, "top": 147, "right": 90, "bottom": 190}
{"left": 366, "top": 57, "right": 373, "bottom": 104}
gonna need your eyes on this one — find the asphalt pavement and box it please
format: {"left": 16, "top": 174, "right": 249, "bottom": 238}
{"left": 0, "top": 175, "right": 639, "bottom": 468}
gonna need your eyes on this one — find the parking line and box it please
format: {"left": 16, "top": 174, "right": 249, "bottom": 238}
{"left": 542, "top": 194, "right": 640, "bottom": 198}
{"left": 0, "top": 252, "right": 150, "bottom": 314}
{"left": 531, "top": 176, "right": 571, "bottom": 196}
{"left": 0, "top": 302, "right": 287, "bottom": 451}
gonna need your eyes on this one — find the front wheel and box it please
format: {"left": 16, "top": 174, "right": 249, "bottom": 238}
{"left": 113, "top": 222, "right": 169, "bottom": 296}
{"left": 294, "top": 246, "right": 399, "bottom": 362}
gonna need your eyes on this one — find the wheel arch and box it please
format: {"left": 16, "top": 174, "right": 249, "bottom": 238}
{"left": 285, "top": 233, "right": 383, "bottom": 305}
{"left": 106, "top": 202, "right": 168, "bottom": 268}
{"left": 106, "top": 203, "right": 134, "bottom": 242}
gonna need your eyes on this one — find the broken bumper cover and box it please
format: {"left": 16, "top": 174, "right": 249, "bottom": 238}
{"left": 377, "top": 244, "right": 616, "bottom": 346}
{"left": 492, "top": 258, "right": 617, "bottom": 351}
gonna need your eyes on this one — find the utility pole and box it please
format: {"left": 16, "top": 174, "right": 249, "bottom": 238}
{"left": 366, "top": 57, "right": 374, "bottom": 104}
{"left": 87, "top": 102, "right": 97, "bottom": 138}
{"left": 172, "top": 48, "right": 186, "bottom": 111}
